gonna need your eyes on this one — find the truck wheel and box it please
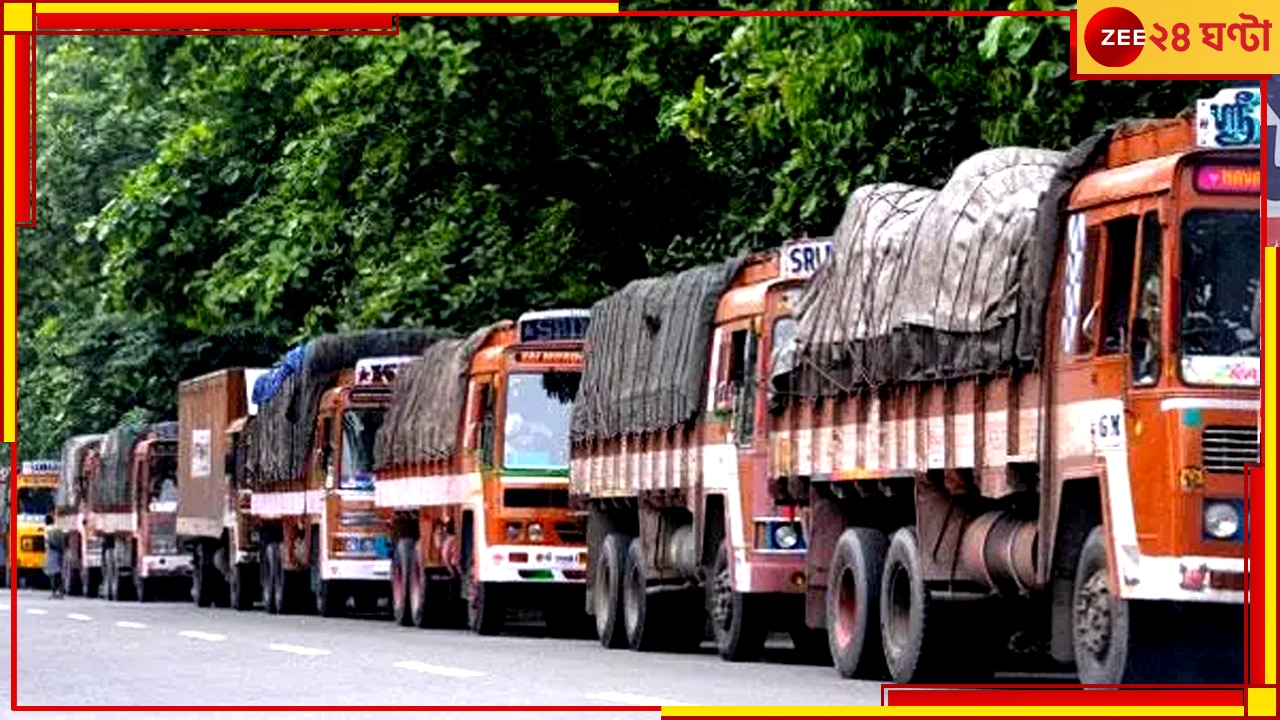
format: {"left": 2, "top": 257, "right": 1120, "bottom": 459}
{"left": 231, "top": 563, "right": 256, "bottom": 611}
{"left": 623, "top": 537, "right": 692, "bottom": 653}
{"left": 1073, "top": 525, "right": 1156, "bottom": 683}
{"left": 316, "top": 579, "right": 343, "bottom": 617}
{"left": 392, "top": 538, "right": 413, "bottom": 626}
{"left": 212, "top": 546, "right": 231, "bottom": 608}
{"left": 709, "top": 541, "right": 768, "bottom": 661}
{"left": 266, "top": 542, "right": 285, "bottom": 615}
{"left": 134, "top": 574, "right": 151, "bottom": 603}
{"left": 827, "top": 527, "right": 889, "bottom": 679}
{"left": 410, "top": 539, "right": 439, "bottom": 628}
{"left": 468, "top": 565, "right": 504, "bottom": 636}
{"left": 193, "top": 545, "right": 213, "bottom": 607}
{"left": 879, "top": 527, "right": 944, "bottom": 683}
{"left": 594, "top": 533, "right": 629, "bottom": 649}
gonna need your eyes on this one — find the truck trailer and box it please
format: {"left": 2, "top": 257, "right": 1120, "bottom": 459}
{"left": 772, "top": 107, "right": 1257, "bottom": 684}
{"left": 91, "top": 423, "right": 187, "bottom": 601}
{"left": 242, "top": 329, "right": 448, "bottom": 616}
{"left": 55, "top": 435, "right": 104, "bottom": 596}
{"left": 570, "top": 242, "right": 832, "bottom": 661}
{"left": 375, "top": 310, "right": 592, "bottom": 636}
{"left": 177, "top": 367, "right": 268, "bottom": 609}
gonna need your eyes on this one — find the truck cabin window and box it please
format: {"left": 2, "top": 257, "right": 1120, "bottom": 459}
{"left": 339, "top": 409, "right": 384, "bottom": 490}
{"left": 1131, "top": 211, "right": 1163, "bottom": 386}
{"left": 1100, "top": 215, "right": 1138, "bottom": 356}
{"left": 1179, "top": 210, "right": 1260, "bottom": 381}
{"left": 503, "top": 371, "right": 580, "bottom": 472}
{"left": 17, "top": 487, "right": 55, "bottom": 517}
{"left": 149, "top": 454, "right": 178, "bottom": 510}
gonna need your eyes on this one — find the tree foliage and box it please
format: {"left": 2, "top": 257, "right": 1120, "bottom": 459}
{"left": 17, "top": 10, "right": 1228, "bottom": 458}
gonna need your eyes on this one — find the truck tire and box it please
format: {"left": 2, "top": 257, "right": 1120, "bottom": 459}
{"left": 826, "top": 527, "right": 888, "bottom": 679}
{"left": 879, "top": 527, "right": 942, "bottom": 683}
{"left": 261, "top": 545, "right": 277, "bottom": 614}
{"left": 468, "top": 568, "right": 504, "bottom": 636}
{"left": 265, "top": 542, "right": 284, "bottom": 615}
{"left": 212, "top": 546, "right": 231, "bottom": 608}
{"left": 316, "top": 579, "right": 343, "bottom": 617}
{"left": 231, "top": 563, "right": 255, "bottom": 611}
{"left": 624, "top": 537, "right": 698, "bottom": 653}
{"left": 1072, "top": 525, "right": 1156, "bottom": 683}
{"left": 709, "top": 541, "right": 768, "bottom": 662}
{"left": 134, "top": 573, "right": 151, "bottom": 603}
{"left": 193, "top": 545, "right": 214, "bottom": 608}
{"left": 392, "top": 538, "right": 413, "bottom": 627}
{"left": 594, "top": 533, "right": 629, "bottom": 649}
{"left": 411, "top": 539, "right": 450, "bottom": 629}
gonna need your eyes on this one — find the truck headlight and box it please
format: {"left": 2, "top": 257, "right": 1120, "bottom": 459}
{"left": 506, "top": 523, "right": 522, "bottom": 541}
{"left": 527, "top": 523, "right": 544, "bottom": 543}
{"left": 774, "top": 524, "right": 799, "bottom": 550}
{"left": 1204, "top": 501, "right": 1241, "bottom": 540}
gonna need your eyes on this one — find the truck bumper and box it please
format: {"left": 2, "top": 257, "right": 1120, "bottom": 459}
{"left": 480, "top": 545, "right": 587, "bottom": 583}
{"left": 735, "top": 550, "right": 807, "bottom": 594}
{"left": 1119, "top": 553, "right": 1245, "bottom": 604}
{"left": 323, "top": 559, "right": 391, "bottom": 582}
{"left": 140, "top": 554, "right": 193, "bottom": 578}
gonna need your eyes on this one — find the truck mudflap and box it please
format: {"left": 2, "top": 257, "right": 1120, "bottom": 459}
{"left": 140, "top": 554, "right": 193, "bottom": 578}
{"left": 734, "top": 551, "right": 807, "bottom": 594}
{"left": 1118, "top": 553, "right": 1245, "bottom": 604}
{"left": 323, "top": 558, "right": 391, "bottom": 581}
{"left": 479, "top": 545, "right": 587, "bottom": 583}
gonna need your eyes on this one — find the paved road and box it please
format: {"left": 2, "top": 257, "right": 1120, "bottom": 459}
{"left": 4, "top": 589, "right": 895, "bottom": 716}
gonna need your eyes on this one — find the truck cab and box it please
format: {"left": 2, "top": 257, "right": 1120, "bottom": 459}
{"left": 129, "top": 426, "right": 188, "bottom": 599}
{"left": 1048, "top": 109, "right": 1258, "bottom": 680}
{"left": 14, "top": 460, "right": 60, "bottom": 588}
{"left": 307, "top": 356, "right": 407, "bottom": 616}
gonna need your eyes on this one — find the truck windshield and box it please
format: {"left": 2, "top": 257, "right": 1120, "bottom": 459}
{"left": 149, "top": 454, "right": 178, "bottom": 511}
{"left": 340, "top": 409, "right": 384, "bottom": 490}
{"left": 1179, "top": 210, "right": 1260, "bottom": 385}
{"left": 503, "top": 371, "right": 580, "bottom": 472}
{"left": 17, "top": 487, "right": 54, "bottom": 517}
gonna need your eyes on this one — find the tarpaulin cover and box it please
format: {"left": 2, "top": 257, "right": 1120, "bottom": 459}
{"left": 571, "top": 259, "right": 742, "bottom": 441}
{"left": 374, "top": 322, "right": 508, "bottom": 467}
{"left": 780, "top": 127, "right": 1118, "bottom": 395}
{"left": 249, "top": 328, "right": 451, "bottom": 484}
{"left": 93, "top": 422, "right": 177, "bottom": 510}
{"left": 252, "top": 343, "right": 308, "bottom": 407}
{"left": 56, "top": 434, "right": 103, "bottom": 511}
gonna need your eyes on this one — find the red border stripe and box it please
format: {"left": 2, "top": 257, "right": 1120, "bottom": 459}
{"left": 14, "top": 34, "right": 31, "bottom": 224}
{"left": 36, "top": 14, "right": 395, "bottom": 30}
{"left": 886, "top": 689, "right": 1245, "bottom": 707}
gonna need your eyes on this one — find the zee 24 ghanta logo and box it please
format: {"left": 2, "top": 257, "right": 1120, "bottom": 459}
{"left": 1084, "top": 6, "right": 1271, "bottom": 67}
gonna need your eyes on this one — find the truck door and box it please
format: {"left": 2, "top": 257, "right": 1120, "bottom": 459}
{"left": 1049, "top": 206, "right": 1153, "bottom": 588}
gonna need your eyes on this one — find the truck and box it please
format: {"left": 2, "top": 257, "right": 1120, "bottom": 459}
{"left": 55, "top": 434, "right": 104, "bottom": 596}
{"left": 90, "top": 422, "right": 187, "bottom": 601}
{"left": 11, "top": 460, "right": 61, "bottom": 589}
{"left": 769, "top": 102, "right": 1258, "bottom": 684}
{"left": 572, "top": 98, "right": 1257, "bottom": 683}
{"left": 242, "top": 329, "right": 448, "bottom": 616}
{"left": 570, "top": 243, "right": 834, "bottom": 661}
{"left": 177, "top": 367, "right": 268, "bottom": 609}
{"left": 375, "top": 309, "right": 592, "bottom": 636}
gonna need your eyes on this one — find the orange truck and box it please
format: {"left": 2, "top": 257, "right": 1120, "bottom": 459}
{"left": 375, "top": 310, "right": 591, "bottom": 636}
{"left": 573, "top": 98, "right": 1257, "bottom": 684}
{"left": 176, "top": 367, "right": 268, "bottom": 609}
{"left": 90, "top": 422, "right": 186, "bottom": 601}
{"left": 772, "top": 101, "right": 1258, "bottom": 684}
{"left": 55, "top": 434, "right": 105, "bottom": 596}
{"left": 242, "top": 329, "right": 447, "bottom": 616}
{"left": 570, "top": 245, "right": 833, "bottom": 660}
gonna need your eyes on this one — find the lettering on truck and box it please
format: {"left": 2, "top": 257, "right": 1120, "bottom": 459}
{"left": 781, "top": 237, "right": 834, "bottom": 279}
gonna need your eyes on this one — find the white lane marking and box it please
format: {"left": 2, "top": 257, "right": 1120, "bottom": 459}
{"left": 26, "top": 608, "right": 47, "bottom": 615}
{"left": 179, "top": 631, "right": 226, "bottom": 642}
{"left": 0, "top": 602, "right": 9, "bottom": 611}
{"left": 269, "top": 643, "right": 331, "bottom": 657}
{"left": 586, "top": 691, "right": 689, "bottom": 706}
{"left": 116, "top": 621, "right": 148, "bottom": 629}
{"left": 67, "top": 613, "right": 92, "bottom": 621}
{"left": 392, "top": 660, "right": 486, "bottom": 678}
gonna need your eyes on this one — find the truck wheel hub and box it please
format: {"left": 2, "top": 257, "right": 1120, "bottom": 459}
{"left": 1075, "top": 570, "right": 1112, "bottom": 658}
{"left": 712, "top": 562, "right": 733, "bottom": 631}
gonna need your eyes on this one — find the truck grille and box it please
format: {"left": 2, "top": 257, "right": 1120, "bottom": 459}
{"left": 148, "top": 515, "right": 178, "bottom": 555}
{"left": 1202, "top": 426, "right": 1259, "bottom": 474}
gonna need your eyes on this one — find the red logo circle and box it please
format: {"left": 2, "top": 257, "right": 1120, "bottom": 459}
{"left": 1084, "top": 7, "right": 1146, "bottom": 68}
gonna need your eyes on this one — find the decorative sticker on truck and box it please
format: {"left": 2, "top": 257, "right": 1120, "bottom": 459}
{"left": 1092, "top": 409, "right": 1125, "bottom": 452}
{"left": 781, "top": 237, "right": 834, "bottom": 279}
{"left": 1061, "top": 213, "right": 1087, "bottom": 356}
{"left": 1195, "top": 86, "right": 1261, "bottom": 149}
{"left": 191, "top": 428, "right": 211, "bottom": 479}
{"left": 1180, "top": 356, "right": 1261, "bottom": 387}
